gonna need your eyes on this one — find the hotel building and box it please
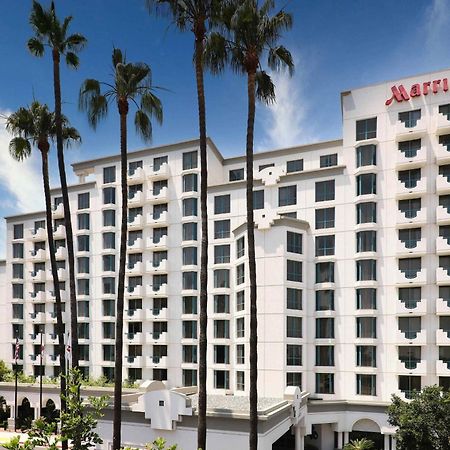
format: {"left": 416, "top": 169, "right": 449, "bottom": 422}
{"left": 3, "top": 68, "right": 450, "bottom": 449}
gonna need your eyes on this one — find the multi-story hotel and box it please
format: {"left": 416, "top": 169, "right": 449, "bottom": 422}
{"left": 3, "top": 67, "right": 450, "bottom": 449}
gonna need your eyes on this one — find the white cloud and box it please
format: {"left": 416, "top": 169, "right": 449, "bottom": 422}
{"left": 424, "top": 0, "right": 450, "bottom": 60}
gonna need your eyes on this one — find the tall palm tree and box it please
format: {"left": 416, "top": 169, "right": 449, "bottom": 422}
{"left": 205, "top": 1, "right": 294, "bottom": 448}
{"left": 145, "top": 2, "right": 221, "bottom": 447}
{"left": 5, "top": 101, "right": 80, "bottom": 427}
{"left": 79, "top": 48, "right": 163, "bottom": 450}
{"left": 28, "top": 1, "right": 87, "bottom": 368}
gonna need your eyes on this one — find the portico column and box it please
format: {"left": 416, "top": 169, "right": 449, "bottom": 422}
{"left": 384, "top": 434, "right": 390, "bottom": 450}
{"left": 391, "top": 436, "right": 396, "bottom": 450}
{"left": 343, "top": 431, "right": 350, "bottom": 445}
{"left": 295, "top": 425, "right": 305, "bottom": 450}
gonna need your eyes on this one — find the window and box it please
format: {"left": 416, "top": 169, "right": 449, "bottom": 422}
{"left": 214, "top": 195, "right": 230, "bottom": 214}
{"left": 253, "top": 190, "right": 264, "bottom": 210}
{"left": 13, "top": 224, "right": 23, "bottom": 239}
{"left": 236, "top": 345, "right": 245, "bottom": 364}
{"left": 356, "top": 117, "right": 377, "bottom": 141}
{"left": 399, "top": 198, "right": 421, "bottom": 219}
{"left": 287, "top": 288, "right": 302, "bottom": 310}
{"left": 236, "top": 291, "right": 245, "bottom": 311}
{"left": 78, "top": 193, "right": 90, "bottom": 210}
{"left": 183, "top": 247, "right": 198, "bottom": 266}
{"left": 236, "top": 317, "right": 245, "bottom": 338}
{"left": 287, "top": 159, "right": 303, "bottom": 173}
{"left": 214, "top": 345, "right": 230, "bottom": 364}
{"left": 356, "top": 231, "right": 377, "bottom": 252}
{"left": 398, "top": 375, "right": 421, "bottom": 399}
{"left": 440, "top": 104, "right": 450, "bottom": 120}
{"left": 103, "top": 277, "right": 115, "bottom": 295}
{"left": 182, "top": 345, "right": 197, "bottom": 363}
{"left": 34, "top": 220, "right": 45, "bottom": 232}
{"left": 103, "top": 344, "right": 115, "bottom": 361}
{"left": 183, "top": 198, "right": 198, "bottom": 216}
{"left": 316, "top": 262, "right": 334, "bottom": 283}
{"left": 315, "top": 345, "right": 334, "bottom": 366}
{"left": 287, "top": 344, "right": 302, "bottom": 366}
{"left": 357, "top": 317, "right": 377, "bottom": 338}
{"left": 316, "top": 290, "right": 334, "bottom": 311}
{"left": 182, "top": 272, "right": 198, "bottom": 290}
{"left": 12, "top": 243, "right": 24, "bottom": 259}
{"left": 77, "top": 235, "right": 89, "bottom": 252}
{"left": 398, "top": 169, "right": 421, "bottom": 189}
{"left": 236, "top": 264, "right": 245, "bottom": 285}
{"left": 12, "top": 264, "right": 23, "bottom": 280}
{"left": 152, "top": 204, "right": 166, "bottom": 220}
{"left": 129, "top": 184, "right": 142, "bottom": 200}
{"left": 214, "top": 295, "right": 230, "bottom": 314}
{"left": 103, "top": 187, "right": 116, "bottom": 205}
{"left": 399, "top": 287, "right": 421, "bottom": 309}
{"left": 259, "top": 163, "right": 274, "bottom": 171}
{"left": 356, "top": 173, "right": 376, "bottom": 195}
{"left": 153, "top": 227, "right": 167, "bottom": 244}
{"left": 153, "top": 251, "right": 167, "bottom": 267}
{"left": 182, "top": 320, "right": 197, "bottom": 339}
{"left": 214, "top": 320, "right": 230, "bottom": 338}
{"left": 286, "top": 372, "right": 302, "bottom": 388}
{"left": 287, "top": 316, "right": 302, "bottom": 338}
{"left": 214, "top": 220, "right": 230, "bottom": 239}
{"left": 399, "top": 228, "right": 421, "bottom": 249}
{"left": 78, "top": 301, "right": 90, "bottom": 318}
{"left": 356, "top": 345, "right": 376, "bottom": 367}
{"left": 182, "top": 369, "right": 197, "bottom": 387}
{"left": 356, "top": 288, "right": 377, "bottom": 309}
{"left": 399, "top": 257, "right": 421, "bottom": 279}
{"left": 103, "top": 232, "right": 115, "bottom": 249}
{"left": 214, "top": 370, "right": 229, "bottom": 389}
{"left": 315, "top": 208, "right": 335, "bottom": 229}
{"left": 315, "top": 235, "right": 335, "bottom": 256}
{"left": 440, "top": 165, "right": 450, "bottom": 182}
{"left": 356, "top": 145, "right": 376, "bottom": 167}
{"left": 279, "top": 185, "right": 297, "bottom": 206}
{"left": 77, "top": 257, "right": 90, "bottom": 274}
{"left": 78, "top": 213, "right": 90, "bottom": 230}
{"left": 12, "top": 284, "right": 23, "bottom": 299}
{"left": 287, "top": 231, "right": 302, "bottom": 254}
{"left": 154, "top": 155, "right": 168, "bottom": 171}
{"left": 183, "top": 173, "right": 198, "bottom": 192}
{"left": 103, "top": 166, "right": 116, "bottom": 184}
{"left": 229, "top": 168, "right": 244, "bottom": 181}
{"left": 103, "top": 254, "right": 115, "bottom": 272}
{"left": 236, "top": 237, "right": 245, "bottom": 259}
{"left": 356, "top": 259, "right": 376, "bottom": 281}
{"left": 183, "top": 151, "right": 198, "bottom": 170}
{"left": 316, "top": 373, "right": 334, "bottom": 394}
{"left": 214, "top": 245, "right": 230, "bottom": 264}
{"left": 77, "top": 279, "right": 89, "bottom": 296}
{"left": 315, "top": 180, "right": 335, "bottom": 202}
{"left": 183, "top": 222, "right": 197, "bottom": 241}
{"left": 287, "top": 260, "right": 302, "bottom": 282}
{"left": 214, "top": 269, "right": 230, "bottom": 288}
{"left": 153, "top": 180, "right": 167, "bottom": 195}
{"left": 103, "top": 210, "right": 115, "bottom": 227}
{"left": 356, "top": 202, "right": 376, "bottom": 224}
{"left": 103, "top": 300, "right": 115, "bottom": 317}
{"left": 316, "top": 318, "right": 334, "bottom": 338}
{"left": 236, "top": 371, "right": 245, "bottom": 391}
{"left": 357, "top": 374, "right": 376, "bottom": 396}
{"left": 399, "top": 139, "right": 421, "bottom": 158}
{"left": 399, "top": 109, "right": 421, "bottom": 128}
{"left": 320, "top": 153, "right": 338, "bottom": 168}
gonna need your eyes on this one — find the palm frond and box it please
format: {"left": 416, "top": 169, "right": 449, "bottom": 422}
{"left": 112, "top": 47, "right": 124, "bottom": 68}
{"left": 61, "top": 126, "right": 81, "bottom": 147}
{"left": 65, "top": 52, "right": 80, "bottom": 69}
{"left": 79, "top": 79, "right": 109, "bottom": 129}
{"left": 27, "top": 37, "right": 45, "bottom": 57}
{"left": 29, "top": 0, "right": 53, "bottom": 38}
{"left": 9, "top": 137, "right": 32, "bottom": 162}
{"left": 140, "top": 92, "right": 163, "bottom": 125}
{"left": 65, "top": 33, "right": 87, "bottom": 53}
{"left": 255, "top": 70, "right": 275, "bottom": 105}
{"left": 203, "top": 32, "right": 228, "bottom": 74}
{"left": 267, "top": 45, "right": 294, "bottom": 76}
{"left": 134, "top": 109, "right": 153, "bottom": 142}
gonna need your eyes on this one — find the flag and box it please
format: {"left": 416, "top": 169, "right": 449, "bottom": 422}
{"left": 14, "top": 338, "right": 19, "bottom": 363}
{"left": 65, "top": 332, "right": 72, "bottom": 364}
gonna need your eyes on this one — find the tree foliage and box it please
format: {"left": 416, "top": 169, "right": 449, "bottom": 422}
{"left": 388, "top": 385, "right": 450, "bottom": 450}
{"left": 343, "top": 438, "right": 375, "bottom": 450}
{"left": 122, "top": 437, "right": 177, "bottom": 450}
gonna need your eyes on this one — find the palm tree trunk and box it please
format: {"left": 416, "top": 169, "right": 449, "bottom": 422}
{"left": 52, "top": 49, "right": 79, "bottom": 369}
{"left": 41, "top": 148, "right": 67, "bottom": 435}
{"left": 246, "top": 69, "right": 258, "bottom": 450}
{"left": 113, "top": 105, "right": 128, "bottom": 450}
{"left": 195, "top": 20, "right": 208, "bottom": 450}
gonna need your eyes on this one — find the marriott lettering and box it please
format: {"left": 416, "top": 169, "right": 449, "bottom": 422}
{"left": 385, "top": 78, "right": 449, "bottom": 106}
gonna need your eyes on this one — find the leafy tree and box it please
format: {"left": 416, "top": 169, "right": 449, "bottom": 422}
{"left": 122, "top": 438, "right": 177, "bottom": 450}
{"left": 388, "top": 385, "right": 450, "bottom": 450}
{"left": 0, "top": 360, "right": 13, "bottom": 381}
{"left": 79, "top": 47, "right": 163, "bottom": 450}
{"left": 205, "top": 1, "right": 294, "bottom": 448}
{"left": 28, "top": 1, "right": 87, "bottom": 369}
{"left": 343, "top": 438, "right": 375, "bottom": 450}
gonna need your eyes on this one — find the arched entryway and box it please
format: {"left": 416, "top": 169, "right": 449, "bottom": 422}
{"left": 0, "top": 396, "right": 10, "bottom": 430}
{"left": 41, "top": 399, "right": 59, "bottom": 424}
{"left": 17, "top": 397, "right": 34, "bottom": 431}
{"left": 350, "top": 419, "right": 384, "bottom": 449}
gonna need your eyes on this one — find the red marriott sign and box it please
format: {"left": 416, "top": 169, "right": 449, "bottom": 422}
{"left": 385, "top": 78, "right": 449, "bottom": 106}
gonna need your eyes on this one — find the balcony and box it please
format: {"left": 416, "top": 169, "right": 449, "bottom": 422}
{"left": 29, "top": 354, "right": 46, "bottom": 365}
{"left": 29, "top": 333, "right": 45, "bottom": 344}
{"left": 46, "top": 311, "right": 68, "bottom": 323}
{"left": 29, "top": 312, "right": 46, "bottom": 323}
{"left": 30, "top": 291, "right": 46, "bottom": 302}
{"left": 437, "top": 205, "right": 450, "bottom": 224}
{"left": 437, "top": 236, "right": 450, "bottom": 255}
{"left": 147, "top": 163, "right": 169, "bottom": 180}
{"left": 396, "top": 207, "right": 427, "bottom": 227}
{"left": 128, "top": 191, "right": 144, "bottom": 207}
{"left": 435, "top": 142, "right": 450, "bottom": 164}
{"left": 396, "top": 300, "right": 427, "bottom": 315}
{"left": 128, "top": 167, "right": 145, "bottom": 184}
{"left": 146, "top": 235, "right": 168, "bottom": 251}
{"left": 47, "top": 289, "right": 68, "bottom": 302}
{"left": 30, "top": 269, "right": 46, "bottom": 282}
{"left": 53, "top": 225, "right": 66, "bottom": 240}
{"left": 125, "top": 308, "right": 145, "bottom": 321}
{"left": 127, "top": 238, "right": 144, "bottom": 252}
{"left": 145, "top": 260, "right": 168, "bottom": 274}
{"left": 52, "top": 203, "right": 64, "bottom": 219}
{"left": 147, "top": 355, "right": 167, "bottom": 367}
{"left": 396, "top": 239, "right": 426, "bottom": 256}
{"left": 55, "top": 246, "right": 67, "bottom": 261}
{"left": 396, "top": 329, "right": 426, "bottom": 344}
{"left": 436, "top": 329, "right": 450, "bottom": 345}
{"left": 436, "top": 298, "right": 450, "bottom": 315}
{"left": 48, "top": 333, "right": 58, "bottom": 344}
{"left": 396, "top": 147, "right": 427, "bottom": 169}
{"left": 30, "top": 249, "right": 46, "bottom": 261}
{"left": 437, "top": 267, "right": 450, "bottom": 285}
{"left": 128, "top": 214, "right": 144, "bottom": 230}
{"left": 147, "top": 331, "right": 168, "bottom": 344}
{"left": 396, "top": 360, "right": 427, "bottom": 375}
{"left": 146, "top": 307, "right": 168, "bottom": 320}
{"left": 147, "top": 211, "right": 168, "bottom": 227}
{"left": 47, "top": 268, "right": 67, "bottom": 281}
{"left": 30, "top": 227, "right": 46, "bottom": 240}
{"left": 125, "top": 355, "right": 143, "bottom": 367}
{"left": 436, "top": 174, "right": 450, "bottom": 194}
{"left": 147, "top": 187, "right": 168, "bottom": 204}
{"left": 147, "top": 283, "right": 168, "bottom": 297}
{"left": 436, "top": 113, "right": 450, "bottom": 135}
{"left": 126, "top": 285, "right": 143, "bottom": 297}
{"left": 436, "top": 359, "right": 450, "bottom": 376}
{"left": 126, "top": 261, "right": 144, "bottom": 275}
{"left": 396, "top": 268, "right": 427, "bottom": 286}
{"left": 124, "top": 332, "right": 145, "bottom": 344}
{"left": 47, "top": 354, "right": 60, "bottom": 366}
{"left": 396, "top": 178, "right": 427, "bottom": 199}
{"left": 395, "top": 118, "right": 427, "bottom": 141}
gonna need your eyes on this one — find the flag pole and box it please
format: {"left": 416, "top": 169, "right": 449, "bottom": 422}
{"left": 39, "top": 332, "right": 43, "bottom": 416}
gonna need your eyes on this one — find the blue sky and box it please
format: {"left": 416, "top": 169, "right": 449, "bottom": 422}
{"left": 0, "top": 0, "right": 449, "bottom": 255}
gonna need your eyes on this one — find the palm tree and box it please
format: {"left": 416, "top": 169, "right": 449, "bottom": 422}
{"left": 28, "top": 1, "right": 87, "bottom": 368}
{"left": 344, "top": 438, "right": 375, "bottom": 450}
{"left": 145, "top": 3, "right": 221, "bottom": 447}
{"left": 5, "top": 101, "right": 80, "bottom": 428}
{"left": 205, "top": 1, "right": 294, "bottom": 448}
{"left": 79, "top": 48, "right": 163, "bottom": 450}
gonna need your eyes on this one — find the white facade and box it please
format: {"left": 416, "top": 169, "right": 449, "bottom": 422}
{"left": 5, "top": 68, "right": 450, "bottom": 448}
